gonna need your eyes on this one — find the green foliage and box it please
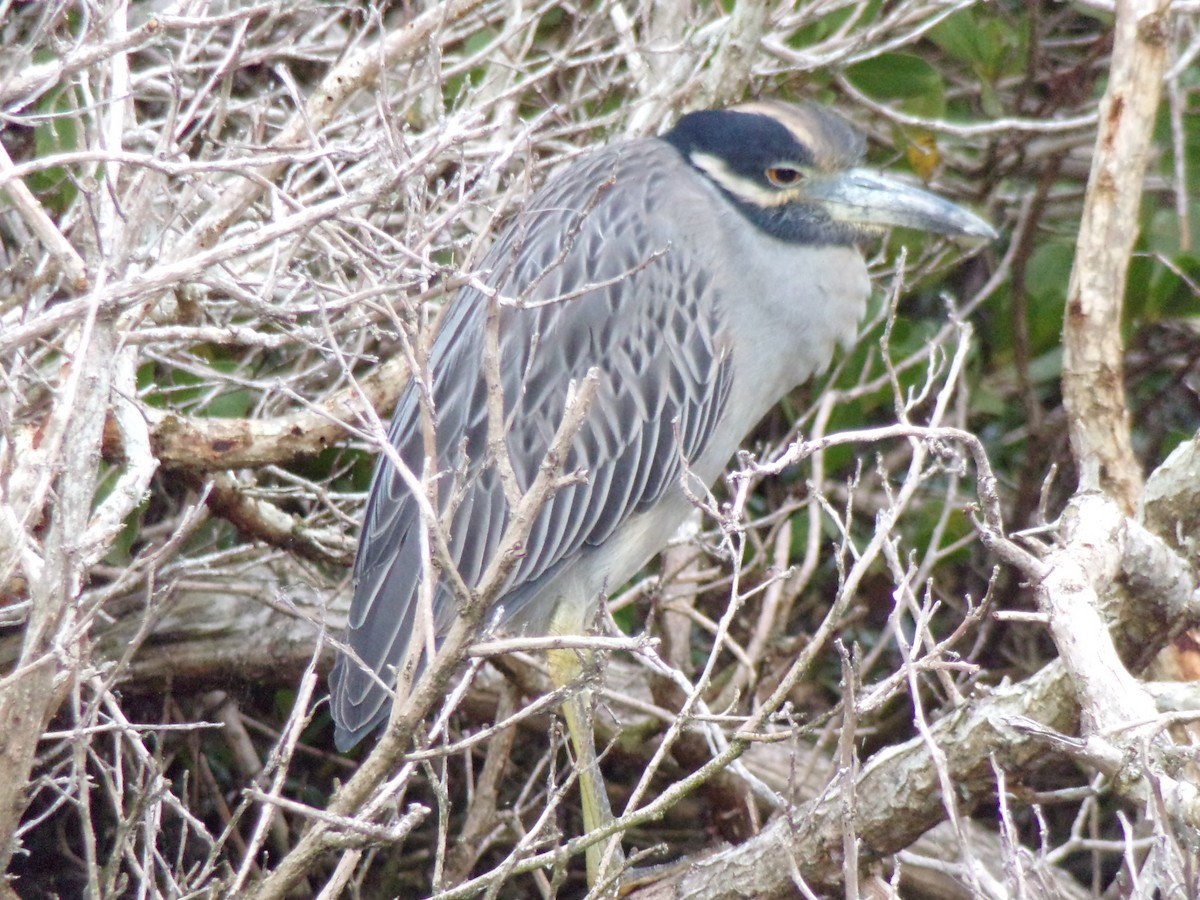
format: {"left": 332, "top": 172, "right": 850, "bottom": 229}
{"left": 846, "top": 53, "right": 945, "bottom": 118}
{"left": 25, "top": 84, "right": 81, "bottom": 213}
{"left": 138, "top": 349, "right": 254, "bottom": 418}
{"left": 927, "top": 8, "right": 1025, "bottom": 82}
{"left": 928, "top": 7, "right": 1025, "bottom": 117}
{"left": 1025, "top": 241, "right": 1072, "bottom": 343}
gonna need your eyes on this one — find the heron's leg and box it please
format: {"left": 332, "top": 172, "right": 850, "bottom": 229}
{"left": 547, "top": 645, "right": 625, "bottom": 889}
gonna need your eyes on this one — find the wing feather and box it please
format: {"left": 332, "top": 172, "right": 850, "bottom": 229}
{"left": 331, "top": 141, "right": 734, "bottom": 748}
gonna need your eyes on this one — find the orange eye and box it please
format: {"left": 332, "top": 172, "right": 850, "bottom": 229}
{"left": 765, "top": 167, "right": 803, "bottom": 187}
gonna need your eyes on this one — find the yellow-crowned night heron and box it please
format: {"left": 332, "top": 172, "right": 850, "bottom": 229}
{"left": 330, "top": 99, "right": 994, "bottom": 882}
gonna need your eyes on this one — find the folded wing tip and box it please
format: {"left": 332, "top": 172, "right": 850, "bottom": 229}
{"left": 329, "top": 658, "right": 389, "bottom": 752}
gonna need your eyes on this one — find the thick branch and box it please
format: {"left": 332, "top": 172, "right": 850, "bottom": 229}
{"left": 1061, "top": 0, "right": 1172, "bottom": 510}
{"left": 138, "top": 354, "right": 409, "bottom": 471}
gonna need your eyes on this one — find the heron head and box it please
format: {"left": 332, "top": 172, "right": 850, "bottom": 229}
{"left": 662, "top": 100, "right": 997, "bottom": 245}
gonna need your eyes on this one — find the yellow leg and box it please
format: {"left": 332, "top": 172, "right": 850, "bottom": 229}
{"left": 548, "top": 645, "right": 625, "bottom": 889}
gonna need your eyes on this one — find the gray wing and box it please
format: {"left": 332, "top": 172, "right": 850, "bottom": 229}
{"left": 330, "top": 141, "right": 734, "bottom": 749}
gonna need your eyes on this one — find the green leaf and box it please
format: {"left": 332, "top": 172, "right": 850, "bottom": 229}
{"left": 846, "top": 53, "right": 941, "bottom": 100}
{"left": 22, "top": 85, "right": 82, "bottom": 213}
{"left": 927, "top": 9, "right": 1023, "bottom": 81}
{"left": 1025, "top": 241, "right": 1074, "bottom": 348}
{"left": 926, "top": 10, "right": 979, "bottom": 66}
